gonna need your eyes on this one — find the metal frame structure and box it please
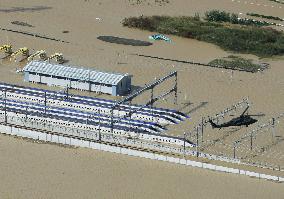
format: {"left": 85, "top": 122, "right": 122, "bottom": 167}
{"left": 233, "top": 113, "right": 284, "bottom": 159}
{"left": 185, "top": 98, "right": 250, "bottom": 157}
{"left": 110, "top": 71, "right": 178, "bottom": 132}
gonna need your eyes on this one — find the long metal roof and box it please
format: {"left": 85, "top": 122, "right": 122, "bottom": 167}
{"left": 23, "top": 60, "right": 129, "bottom": 85}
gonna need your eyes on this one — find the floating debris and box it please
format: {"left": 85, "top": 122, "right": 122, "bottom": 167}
{"left": 149, "top": 34, "right": 172, "bottom": 42}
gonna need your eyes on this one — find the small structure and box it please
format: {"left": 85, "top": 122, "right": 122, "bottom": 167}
{"left": 23, "top": 60, "right": 131, "bottom": 96}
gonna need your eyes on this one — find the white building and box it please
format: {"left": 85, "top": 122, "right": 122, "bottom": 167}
{"left": 23, "top": 60, "right": 131, "bottom": 96}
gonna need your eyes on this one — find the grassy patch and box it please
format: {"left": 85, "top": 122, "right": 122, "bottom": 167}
{"left": 122, "top": 15, "right": 284, "bottom": 57}
{"left": 208, "top": 56, "right": 264, "bottom": 72}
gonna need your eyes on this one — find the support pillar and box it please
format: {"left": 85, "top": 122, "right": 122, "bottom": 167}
{"left": 196, "top": 126, "right": 199, "bottom": 157}
{"left": 174, "top": 72, "right": 178, "bottom": 105}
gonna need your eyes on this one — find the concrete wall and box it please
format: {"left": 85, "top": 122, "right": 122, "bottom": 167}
{"left": 0, "top": 124, "right": 283, "bottom": 183}
{"left": 28, "top": 73, "right": 40, "bottom": 82}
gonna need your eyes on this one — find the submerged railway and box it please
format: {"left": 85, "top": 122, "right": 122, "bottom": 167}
{"left": 0, "top": 82, "right": 195, "bottom": 148}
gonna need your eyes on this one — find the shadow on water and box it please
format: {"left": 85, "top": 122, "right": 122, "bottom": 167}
{"left": 0, "top": 6, "right": 52, "bottom": 13}
{"left": 130, "top": 85, "right": 143, "bottom": 94}
{"left": 178, "top": 101, "right": 193, "bottom": 112}
{"left": 185, "top": 101, "right": 208, "bottom": 115}
{"left": 241, "top": 136, "right": 284, "bottom": 161}
{"left": 97, "top": 36, "right": 153, "bottom": 46}
{"left": 162, "top": 101, "right": 208, "bottom": 128}
{"left": 200, "top": 127, "right": 240, "bottom": 151}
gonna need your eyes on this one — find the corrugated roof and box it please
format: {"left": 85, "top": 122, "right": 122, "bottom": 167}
{"left": 23, "top": 60, "right": 129, "bottom": 85}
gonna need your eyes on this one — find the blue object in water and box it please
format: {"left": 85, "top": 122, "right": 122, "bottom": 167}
{"left": 149, "top": 34, "right": 172, "bottom": 43}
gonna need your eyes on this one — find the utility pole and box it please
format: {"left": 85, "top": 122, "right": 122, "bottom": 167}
{"left": 88, "top": 70, "right": 91, "bottom": 92}
{"left": 44, "top": 91, "right": 47, "bottom": 114}
{"left": 129, "top": 99, "right": 132, "bottom": 120}
{"left": 4, "top": 89, "right": 7, "bottom": 124}
{"left": 201, "top": 117, "right": 204, "bottom": 143}
{"left": 250, "top": 132, "right": 253, "bottom": 151}
{"left": 98, "top": 109, "right": 101, "bottom": 142}
{"left": 86, "top": 114, "right": 88, "bottom": 125}
{"left": 174, "top": 72, "right": 178, "bottom": 105}
{"left": 66, "top": 86, "right": 69, "bottom": 100}
{"left": 183, "top": 132, "right": 186, "bottom": 157}
{"left": 111, "top": 108, "right": 114, "bottom": 134}
{"left": 151, "top": 87, "right": 154, "bottom": 122}
{"left": 196, "top": 126, "right": 199, "bottom": 157}
{"left": 272, "top": 118, "right": 276, "bottom": 141}
{"left": 233, "top": 142, "right": 236, "bottom": 159}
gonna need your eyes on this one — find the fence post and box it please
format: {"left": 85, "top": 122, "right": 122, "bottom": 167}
{"left": 196, "top": 126, "right": 199, "bottom": 157}
{"left": 201, "top": 117, "right": 204, "bottom": 143}
{"left": 233, "top": 142, "right": 236, "bottom": 159}
{"left": 250, "top": 132, "right": 253, "bottom": 151}
{"left": 183, "top": 132, "right": 186, "bottom": 158}
{"left": 272, "top": 118, "right": 276, "bottom": 141}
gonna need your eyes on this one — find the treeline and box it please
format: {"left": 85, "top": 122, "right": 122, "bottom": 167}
{"left": 247, "top": 13, "right": 284, "bottom": 22}
{"left": 204, "top": 10, "right": 270, "bottom": 26}
{"left": 122, "top": 14, "right": 284, "bottom": 57}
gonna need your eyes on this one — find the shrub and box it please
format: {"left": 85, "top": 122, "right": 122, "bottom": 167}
{"left": 205, "top": 10, "right": 231, "bottom": 22}
{"left": 209, "top": 56, "right": 262, "bottom": 72}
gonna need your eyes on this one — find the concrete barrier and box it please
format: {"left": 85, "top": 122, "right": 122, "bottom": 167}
{"left": 21, "top": 129, "right": 33, "bottom": 139}
{"left": 144, "top": 152, "right": 155, "bottom": 160}
{"left": 179, "top": 159, "right": 187, "bottom": 165}
{"left": 81, "top": 140, "right": 90, "bottom": 148}
{"left": 0, "top": 125, "right": 11, "bottom": 135}
{"left": 66, "top": 137, "right": 72, "bottom": 146}
{"left": 239, "top": 170, "right": 246, "bottom": 175}
{"left": 260, "top": 174, "right": 277, "bottom": 181}
{"left": 167, "top": 156, "right": 180, "bottom": 164}
{"left": 110, "top": 146, "right": 121, "bottom": 154}
{"left": 187, "top": 160, "right": 203, "bottom": 168}
{"left": 120, "top": 147, "right": 131, "bottom": 155}
{"left": 269, "top": 176, "right": 279, "bottom": 181}
{"left": 203, "top": 163, "right": 216, "bottom": 170}
{"left": 38, "top": 132, "right": 46, "bottom": 141}
{"left": 135, "top": 150, "right": 145, "bottom": 158}
{"left": 0, "top": 124, "right": 283, "bottom": 183}
{"left": 246, "top": 171, "right": 260, "bottom": 178}
{"left": 58, "top": 136, "right": 65, "bottom": 144}
{"left": 51, "top": 135, "right": 59, "bottom": 143}
{"left": 216, "top": 165, "right": 229, "bottom": 173}
{"left": 228, "top": 168, "right": 240, "bottom": 174}
{"left": 70, "top": 138, "right": 80, "bottom": 146}
{"left": 100, "top": 144, "right": 111, "bottom": 152}
{"left": 46, "top": 134, "right": 52, "bottom": 142}
{"left": 89, "top": 142, "right": 101, "bottom": 150}
{"left": 127, "top": 149, "right": 139, "bottom": 157}
{"left": 154, "top": 154, "right": 167, "bottom": 161}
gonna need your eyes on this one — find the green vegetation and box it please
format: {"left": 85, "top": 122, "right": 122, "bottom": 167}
{"left": 205, "top": 10, "right": 270, "bottom": 26}
{"left": 269, "top": 0, "right": 284, "bottom": 4}
{"left": 209, "top": 55, "right": 263, "bottom": 72}
{"left": 247, "top": 13, "right": 283, "bottom": 22}
{"left": 122, "top": 15, "right": 284, "bottom": 57}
